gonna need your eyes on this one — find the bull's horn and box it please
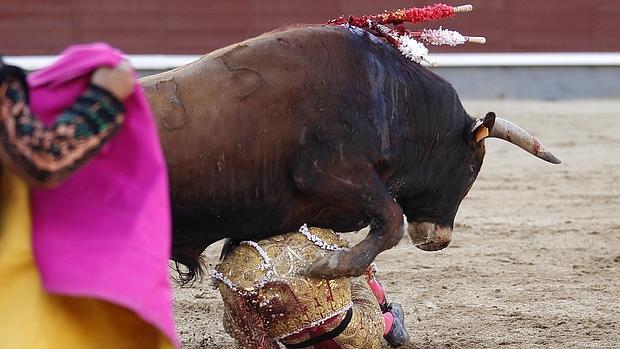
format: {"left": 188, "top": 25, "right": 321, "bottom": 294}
{"left": 489, "top": 116, "right": 561, "bottom": 164}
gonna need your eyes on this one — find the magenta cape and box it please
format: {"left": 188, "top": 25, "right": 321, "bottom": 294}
{"left": 27, "top": 43, "right": 177, "bottom": 344}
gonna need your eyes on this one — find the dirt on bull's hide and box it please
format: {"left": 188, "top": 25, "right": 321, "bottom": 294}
{"left": 173, "top": 100, "right": 620, "bottom": 348}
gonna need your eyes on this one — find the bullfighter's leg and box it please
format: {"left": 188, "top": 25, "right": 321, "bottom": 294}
{"left": 329, "top": 276, "right": 385, "bottom": 349}
{"left": 324, "top": 269, "right": 410, "bottom": 348}
{"left": 363, "top": 266, "right": 410, "bottom": 347}
{"left": 293, "top": 159, "right": 404, "bottom": 278}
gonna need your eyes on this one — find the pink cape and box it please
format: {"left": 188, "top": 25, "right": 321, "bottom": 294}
{"left": 27, "top": 43, "right": 177, "bottom": 344}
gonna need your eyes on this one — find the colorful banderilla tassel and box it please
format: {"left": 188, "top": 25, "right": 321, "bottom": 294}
{"left": 414, "top": 28, "right": 487, "bottom": 46}
{"left": 329, "top": 3, "right": 473, "bottom": 27}
{"left": 327, "top": 4, "right": 485, "bottom": 65}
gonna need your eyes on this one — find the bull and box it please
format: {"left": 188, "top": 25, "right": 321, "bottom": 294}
{"left": 141, "top": 25, "right": 560, "bottom": 281}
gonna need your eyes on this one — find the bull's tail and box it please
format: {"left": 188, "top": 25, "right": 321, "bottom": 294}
{"left": 171, "top": 256, "right": 206, "bottom": 286}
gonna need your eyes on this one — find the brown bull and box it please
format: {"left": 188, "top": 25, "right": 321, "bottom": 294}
{"left": 141, "top": 25, "right": 560, "bottom": 281}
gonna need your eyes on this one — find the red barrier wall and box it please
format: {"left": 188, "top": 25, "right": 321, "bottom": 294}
{"left": 1, "top": 0, "right": 619, "bottom": 55}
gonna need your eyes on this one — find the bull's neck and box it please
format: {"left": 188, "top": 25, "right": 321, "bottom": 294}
{"left": 390, "top": 104, "right": 471, "bottom": 197}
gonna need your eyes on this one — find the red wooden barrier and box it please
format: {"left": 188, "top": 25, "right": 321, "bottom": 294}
{"left": 1, "top": 0, "right": 618, "bottom": 55}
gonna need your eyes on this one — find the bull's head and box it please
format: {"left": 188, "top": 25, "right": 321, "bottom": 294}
{"left": 402, "top": 112, "right": 560, "bottom": 251}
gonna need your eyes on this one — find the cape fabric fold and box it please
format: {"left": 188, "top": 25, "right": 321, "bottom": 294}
{"left": 27, "top": 43, "right": 177, "bottom": 345}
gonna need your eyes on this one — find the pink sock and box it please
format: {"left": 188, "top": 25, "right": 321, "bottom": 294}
{"left": 367, "top": 278, "right": 386, "bottom": 305}
{"left": 383, "top": 312, "right": 394, "bottom": 336}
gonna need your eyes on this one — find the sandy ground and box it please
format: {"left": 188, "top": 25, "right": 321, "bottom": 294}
{"left": 172, "top": 100, "right": 620, "bottom": 348}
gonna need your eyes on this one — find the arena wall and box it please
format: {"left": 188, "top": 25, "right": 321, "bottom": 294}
{"left": 2, "top": 1, "right": 619, "bottom": 99}
{"left": 1, "top": 0, "right": 619, "bottom": 55}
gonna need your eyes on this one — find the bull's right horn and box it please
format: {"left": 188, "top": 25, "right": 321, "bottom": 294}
{"left": 486, "top": 113, "right": 561, "bottom": 164}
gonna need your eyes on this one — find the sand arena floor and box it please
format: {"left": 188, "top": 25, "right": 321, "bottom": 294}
{"left": 172, "top": 100, "right": 620, "bottom": 349}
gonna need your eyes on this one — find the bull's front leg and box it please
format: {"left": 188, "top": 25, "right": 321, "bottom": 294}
{"left": 293, "top": 157, "right": 404, "bottom": 278}
{"left": 307, "top": 199, "right": 404, "bottom": 278}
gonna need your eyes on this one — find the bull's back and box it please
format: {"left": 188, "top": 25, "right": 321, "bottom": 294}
{"left": 142, "top": 26, "right": 379, "bottom": 240}
{"left": 141, "top": 24, "right": 459, "bottom": 248}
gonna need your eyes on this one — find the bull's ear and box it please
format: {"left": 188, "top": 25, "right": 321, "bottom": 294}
{"left": 470, "top": 112, "right": 496, "bottom": 143}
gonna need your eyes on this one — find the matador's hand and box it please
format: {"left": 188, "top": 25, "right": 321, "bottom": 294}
{"left": 91, "top": 60, "right": 135, "bottom": 101}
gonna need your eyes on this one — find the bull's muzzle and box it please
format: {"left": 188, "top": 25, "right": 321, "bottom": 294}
{"left": 407, "top": 222, "right": 452, "bottom": 251}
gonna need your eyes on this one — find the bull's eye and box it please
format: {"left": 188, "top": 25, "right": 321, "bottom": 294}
{"left": 469, "top": 164, "right": 477, "bottom": 173}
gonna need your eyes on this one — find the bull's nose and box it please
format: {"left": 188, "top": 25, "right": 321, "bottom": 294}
{"left": 416, "top": 239, "right": 451, "bottom": 251}
{"left": 407, "top": 222, "right": 452, "bottom": 252}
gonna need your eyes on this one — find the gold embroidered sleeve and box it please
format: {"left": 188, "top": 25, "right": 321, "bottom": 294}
{"left": 219, "top": 285, "right": 280, "bottom": 349}
{"left": 0, "top": 78, "right": 125, "bottom": 186}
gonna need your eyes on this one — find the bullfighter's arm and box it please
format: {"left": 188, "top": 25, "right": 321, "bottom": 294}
{"left": 0, "top": 67, "right": 128, "bottom": 187}
{"left": 220, "top": 286, "right": 279, "bottom": 349}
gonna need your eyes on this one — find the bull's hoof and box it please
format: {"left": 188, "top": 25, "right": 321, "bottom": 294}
{"left": 301, "top": 251, "right": 367, "bottom": 279}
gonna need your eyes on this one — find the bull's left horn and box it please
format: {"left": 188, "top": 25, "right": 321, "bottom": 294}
{"left": 489, "top": 116, "right": 561, "bottom": 164}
